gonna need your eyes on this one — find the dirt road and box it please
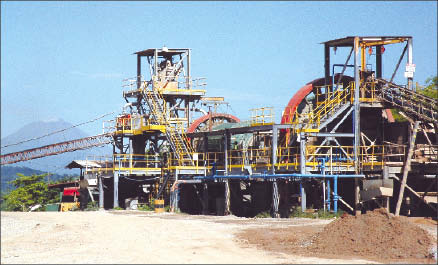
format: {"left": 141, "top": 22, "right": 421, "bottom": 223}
{"left": 1, "top": 210, "right": 434, "bottom": 264}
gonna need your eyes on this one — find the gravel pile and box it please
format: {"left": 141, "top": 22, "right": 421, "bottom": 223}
{"left": 308, "top": 208, "right": 435, "bottom": 261}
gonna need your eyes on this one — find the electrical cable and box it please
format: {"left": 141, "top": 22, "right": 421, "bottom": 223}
{"left": 2, "top": 111, "right": 116, "bottom": 149}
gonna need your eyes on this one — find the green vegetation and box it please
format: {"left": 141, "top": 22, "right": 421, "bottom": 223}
{"left": 1, "top": 174, "right": 59, "bottom": 211}
{"left": 391, "top": 109, "right": 408, "bottom": 122}
{"left": 290, "top": 207, "right": 344, "bottom": 219}
{"left": 85, "top": 201, "right": 99, "bottom": 211}
{"left": 253, "top": 207, "right": 343, "bottom": 219}
{"left": 255, "top": 211, "right": 271, "bottom": 218}
{"left": 419, "top": 76, "right": 438, "bottom": 99}
{"left": 138, "top": 203, "right": 154, "bottom": 211}
{"left": 1, "top": 165, "right": 76, "bottom": 193}
{"left": 0, "top": 173, "right": 79, "bottom": 211}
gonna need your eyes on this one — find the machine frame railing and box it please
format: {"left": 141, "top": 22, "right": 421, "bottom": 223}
{"left": 250, "top": 107, "right": 275, "bottom": 126}
{"left": 83, "top": 143, "right": 437, "bottom": 175}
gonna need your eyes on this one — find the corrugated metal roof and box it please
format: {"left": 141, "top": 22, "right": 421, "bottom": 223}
{"left": 65, "top": 160, "right": 103, "bottom": 169}
{"left": 134, "top": 48, "right": 188, "bottom": 57}
{"left": 321, "top": 36, "right": 412, "bottom": 47}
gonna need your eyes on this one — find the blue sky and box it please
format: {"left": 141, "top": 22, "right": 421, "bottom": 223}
{"left": 1, "top": 1, "right": 437, "bottom": 138}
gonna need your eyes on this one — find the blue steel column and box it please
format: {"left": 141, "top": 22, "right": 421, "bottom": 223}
{"left": 113, "top": 172, "right": 119, "bottom": 208}
{"left": 353, "top": 37, "right": 361, "bottom": 215}
{"left": 333, "top": 175, "right": 339, "bottom": 213}
{"left": 300, "top": 132, "right": 306, "bottom": 212}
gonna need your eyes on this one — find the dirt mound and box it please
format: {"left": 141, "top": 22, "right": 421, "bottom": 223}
{"left": 308, "top": 208, "right": 434, "bottom": 261}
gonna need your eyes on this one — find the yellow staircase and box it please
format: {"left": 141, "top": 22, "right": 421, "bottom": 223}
{"left": 289, "top": 82, "right": 355, "bottom": 133}
{"left": 141, "top": 81, "right": 195, "bottom": 166}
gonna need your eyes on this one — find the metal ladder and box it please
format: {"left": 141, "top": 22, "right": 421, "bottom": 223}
{"left": 140, "top": 82, "right": 194, "bottom": 166}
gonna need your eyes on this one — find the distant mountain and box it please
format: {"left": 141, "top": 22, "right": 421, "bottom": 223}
{"left": 1, "top": 118, "right": 112, "bottom": 174}
{"left": 1, "top": 165, "right": 75, "bottom": 193}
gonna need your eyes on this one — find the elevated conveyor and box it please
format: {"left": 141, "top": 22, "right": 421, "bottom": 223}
{"left": 376, "top": 78, "right": 437, "bottom": 123}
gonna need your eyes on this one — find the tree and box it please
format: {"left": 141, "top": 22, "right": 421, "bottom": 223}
{"left": 2, "top": 173, "right": 59, "bottom": 211}
{"left": 418, "top": 76, "right": 438, "bottom": 99}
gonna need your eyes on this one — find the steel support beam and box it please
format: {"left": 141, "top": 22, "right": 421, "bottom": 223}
{"left": 353, "top": 37, "right": 361, "bottom": 216}
{"left": 271, "top": 125, "right": 278, "bottom": 174}
{"left": 137, "top": 54, "right": 141, "bottom": 89}
{"left": 187, "top": 49, "right": 191, "bottom": 89}
{"left": 300, "top": 132, "right": 307, "bottom": 212}
{"left": 307, "top": 132, "right": 354, "bottom": 138}
{"left": 376, "top": 45, "right": 382, "bottom": 79}
{"left": 390, "top": 43, "right": 408, "bottom": 84}
{"left": 395, "top": 121, "right": 420, "bottom": 216}
{"left": 324, "top": 43, "right": 331, "bottom": 91}
{"left": 407, "top": 38, "right": 413, "bottom": 90}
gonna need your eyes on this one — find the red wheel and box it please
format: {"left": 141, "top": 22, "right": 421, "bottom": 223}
{"left": 188, "top": 113, "right": 240, "bottom": 133}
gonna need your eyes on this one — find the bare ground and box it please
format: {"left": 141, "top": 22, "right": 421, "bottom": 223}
{"left": 1, "top": 210, "right": 436, "bottom": 264}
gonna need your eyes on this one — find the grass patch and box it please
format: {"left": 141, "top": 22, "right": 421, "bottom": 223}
{"left": 85, "top": 201, "right": 99, "bottom": 211}
{"left": 255, "top": 211, "right": 272, "bottom": 218}
{"left": 291, "top": 207, "right": 344, "bottom": 219}
{"left": 138, "top": 203, "right": 154, "bottom": 211}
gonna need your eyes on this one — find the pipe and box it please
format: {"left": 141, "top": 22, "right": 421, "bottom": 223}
{"left": 333, "top": 175, "right": 339, "bottom": 213}
{"left": 193, "top": 173, "right": 364, "bottom": 181}
{"left": 327, "top": 179, "right": 331, "bottom": 211}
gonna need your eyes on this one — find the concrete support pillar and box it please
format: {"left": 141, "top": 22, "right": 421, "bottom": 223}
{"left": 202, "top": 182, "right": 209, "bottom": 215}
{"left": 383, "top": 166, "right": 390, "bottom": 211}
{"left": 272, "top": 180, "right": 280, "bottom": 218}
{"left": 224, "top": 180, "right": 230, "bottom": 215}
{"left": 300, "top": 181, "right": 306, "bottom": 212}
{"left": 271, "top": 125, "right": 278, "bottom": 174}
{"left": 224, "top": 129, "right": 230, "bottom": 175}
{"left": 129, "top": 138, "right": 133, "bottom": 169}
{"left": 113, "top": 172, "right": 119, "bottom": 208}
{"left": 98, "top": 175, "right": 104, "bottom": 209}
